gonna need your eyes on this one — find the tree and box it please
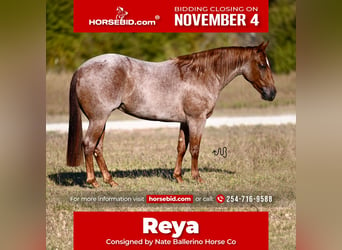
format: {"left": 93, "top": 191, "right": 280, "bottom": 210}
{"left": 262, "top": 0, "right": 296, "bottom": 73}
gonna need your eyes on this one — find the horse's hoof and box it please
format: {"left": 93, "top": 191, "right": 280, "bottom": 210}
{"left": 173, "top": 173, "right": 184, "bottom": 183}
{"left": 193, "top": 176, "right": 205, "bottom": 184}
{"left": 175, "top": 176, "right": 184, "bottom": 183}
{"left": 104, "top": 177, "right": 118, "bottom": 187}
{"left": 87, "top": 178, "right": 100, "bottom": 188}
{"left": 91, "top": 180, "right": 100, "bottom": 188}
{"left": 108, "top": 180, "right": 119, "bottom": 187}
{"left": 198, "top": 178, "right": 205, "bottom": 184}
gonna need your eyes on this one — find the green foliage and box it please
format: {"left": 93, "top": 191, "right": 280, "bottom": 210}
{"left": 46, "top": 0, "right": 296, "bottom": 73}
{"left": 262, "top": 0, "right": 296, "bottom": 73}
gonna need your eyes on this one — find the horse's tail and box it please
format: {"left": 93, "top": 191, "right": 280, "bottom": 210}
{"left": 67, "top": 71, "right": 83, "bottom": 166}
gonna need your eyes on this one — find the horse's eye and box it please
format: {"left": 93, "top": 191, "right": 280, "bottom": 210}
{"left": 258, "top": 63, "right": 266, "bottom": 69}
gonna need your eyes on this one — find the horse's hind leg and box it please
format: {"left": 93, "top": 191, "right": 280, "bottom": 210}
{"left": 83, "top": 119, "right": 107, "bottom": 188}
{"left": 173, "top": 122, "right": 189, "bottom": 183}
{"left": 94, "top": 129, "right": 118, "bottom": 186}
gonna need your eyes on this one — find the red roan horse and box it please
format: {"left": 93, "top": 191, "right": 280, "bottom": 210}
{"left": 67, "top": 42, "right": 276, "bottom": 187}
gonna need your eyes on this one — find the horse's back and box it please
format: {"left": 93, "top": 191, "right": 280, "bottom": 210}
{"left": 78, "top": 53, "right": 125, "bottom": 69}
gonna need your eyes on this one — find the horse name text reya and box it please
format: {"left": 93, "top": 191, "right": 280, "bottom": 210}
{"left": 143, "top": 217, "right": 199, "bottom": 238}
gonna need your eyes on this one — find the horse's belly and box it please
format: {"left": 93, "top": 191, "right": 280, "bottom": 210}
{"left": 119, "top": 102, "right": 186, "bottom": 122}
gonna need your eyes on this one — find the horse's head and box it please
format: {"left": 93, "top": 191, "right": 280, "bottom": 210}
{"left": 242, "top": 41, "right": 276, "bottom": 101}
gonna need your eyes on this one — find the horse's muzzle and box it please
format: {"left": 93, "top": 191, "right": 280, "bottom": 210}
{"left": 261, "top": 86, "right": 277, "bottom": 101}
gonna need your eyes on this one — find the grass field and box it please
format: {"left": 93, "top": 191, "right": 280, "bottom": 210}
{"left": 46, "top": 125, "right": 295, "bottom": 249}
{"left": 46, "top": 71, "right": 296, "bottom": 249}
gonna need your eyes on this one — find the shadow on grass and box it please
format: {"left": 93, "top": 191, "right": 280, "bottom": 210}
{"left": 48, "top": 167, "right": 235, "bottom": 187}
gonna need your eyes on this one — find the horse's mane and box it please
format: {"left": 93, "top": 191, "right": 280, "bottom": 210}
{"left": 174, "top": 46, "right": 254, "bottom": 79}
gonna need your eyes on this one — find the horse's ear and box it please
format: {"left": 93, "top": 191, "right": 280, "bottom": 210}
{"left": 257, "top": 41, "right": 269, "bottom": 52}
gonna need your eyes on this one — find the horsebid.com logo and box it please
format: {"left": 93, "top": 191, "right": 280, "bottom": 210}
{"left": 88, "top": 5, "right": 158, "bottom": 26}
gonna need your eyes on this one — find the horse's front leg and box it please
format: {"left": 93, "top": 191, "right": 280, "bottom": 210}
{"left": 188, "top": 117, "right": 206, "bottom": 183}
{"left": 173, "top": 122, "right": 189, "bottom": 183}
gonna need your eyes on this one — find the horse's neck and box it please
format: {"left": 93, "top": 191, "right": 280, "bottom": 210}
{"left": 220, "top": 68, "right": 241, "bottom": 89}
{"left": 218, "top": 48, "right": 251, "bottom": 90}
